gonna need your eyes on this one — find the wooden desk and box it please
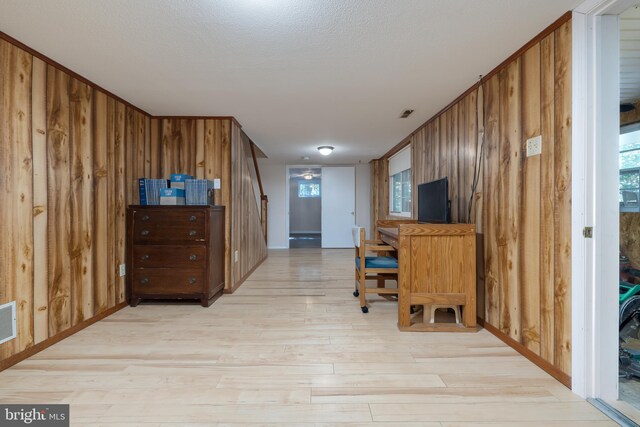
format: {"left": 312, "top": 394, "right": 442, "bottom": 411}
{"left": 378, "top": 222, "right": 477, "bottom": 332}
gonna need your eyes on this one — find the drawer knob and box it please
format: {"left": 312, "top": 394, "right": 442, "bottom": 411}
{"left": 141, "top": 255, "right": 150, "bottom": 261}
{"left": 141, "top": 215, "right": 150, "bottom": 221}
{"left": 189, "top": 254, "right": 198, "bottom": 261}
{"left": 141, "top": 277, "right": 149, "bottom": 284}
{"left": 141, "top": 230, "right": 150, "bottom": 236}
{"left": 189, "top": 277, "right": 197, "bottom": 285}
{"left": 189, "top": 230, "right": 197, "bottom": 236}
{"left": 189, "top": 215, "right": 197, "bottom": 222}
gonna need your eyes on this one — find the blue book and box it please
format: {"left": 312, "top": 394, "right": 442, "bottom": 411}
{"left": 160, "top": 188, "right": 185, "bottom": 197}
{"left": 138, "top": 178, "right": 148, "bottom": 205}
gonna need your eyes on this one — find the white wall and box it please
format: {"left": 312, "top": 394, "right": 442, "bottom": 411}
{"left": 258, "top": 160, "right": 288, "bottom": 249}
{"left": 355, "top": 163, "right": 371, "bottom": 239}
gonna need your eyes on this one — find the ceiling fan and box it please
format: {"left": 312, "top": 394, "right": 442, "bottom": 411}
{"left": 290, "top": 170, "right": 321, "bottom": 180}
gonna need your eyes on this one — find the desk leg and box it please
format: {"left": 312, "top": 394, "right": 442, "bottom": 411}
{"left": 397, "top": 235, "right": 411, "bottom": 328}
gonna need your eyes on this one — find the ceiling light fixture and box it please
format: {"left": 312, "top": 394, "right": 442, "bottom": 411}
{"left": 303, "top": 173, "right": 313, "bottom": 180}
{"left": 317, "top": 146, "right": 334, "bottom": 156}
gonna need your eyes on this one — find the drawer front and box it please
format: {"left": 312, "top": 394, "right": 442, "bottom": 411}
{"left": 132, "top": 269, "right": 204, "bottom": 295}
{"left": 132, "top": 210, "right": 206, "bottom": 243}
{"left": 133, "top": 245, "right": 207, "bottom": 269}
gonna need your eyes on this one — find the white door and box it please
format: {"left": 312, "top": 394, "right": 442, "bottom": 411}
{"left": 321, "top": 166, "right": 355, "bottom": 248}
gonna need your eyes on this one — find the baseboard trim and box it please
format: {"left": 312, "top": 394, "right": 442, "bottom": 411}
{"left": 224, "top": 255, "right": 267, "bottom": 294}
{"left": 478, "top": 318, "right": 572, "bottom": 388}
{"left": 0, "top": 301, "right": 128, "bottom": 372}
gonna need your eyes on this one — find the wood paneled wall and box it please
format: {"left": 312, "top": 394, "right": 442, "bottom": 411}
{"left": 371, "top": 17, "right": 572, "bottom": 381}
{"left": 0, "top": 38, "right": 142, "bottom": 362}
{"left": 149, "top": 118, "right": 267, "bottom": 291}
{"left": 0, "top": 35, "right": 267, "bottom": 367}
{"left": 230, "top": 128, "right": 268, "bottom": 288}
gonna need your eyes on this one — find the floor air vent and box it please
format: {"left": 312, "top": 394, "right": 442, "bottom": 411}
{"left": 0, "top": 301, "right": 16, "bottom": 345}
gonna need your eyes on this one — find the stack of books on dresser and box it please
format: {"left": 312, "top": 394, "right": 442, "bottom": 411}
{"left": 138, "top": 174, "right": 215, "bottom": 206}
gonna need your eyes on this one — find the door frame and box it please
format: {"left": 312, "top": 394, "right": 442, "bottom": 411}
{"left": 572, "top": 0, "right": 637, "bottom": 399}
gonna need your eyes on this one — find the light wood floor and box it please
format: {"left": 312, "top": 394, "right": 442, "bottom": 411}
{"left": 0, "top": 249, "right": 615, "bottom": 426}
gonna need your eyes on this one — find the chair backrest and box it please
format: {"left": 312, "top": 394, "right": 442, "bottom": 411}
{"left": 352, "top": 226, "right": 364, "bottom": 248}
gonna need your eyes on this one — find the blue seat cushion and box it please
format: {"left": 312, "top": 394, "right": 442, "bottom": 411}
{"left": 355, "top": 256, "right": 398, "bottom": 270}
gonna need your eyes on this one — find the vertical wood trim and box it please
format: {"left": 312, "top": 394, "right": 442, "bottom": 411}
{"left": 69, "top": 79, "right": 94, "bottom": 324}
{"left": 32, "top": 57, "right": 48, "bottom": 345}
{"left": 221, "top": 121, "right": 232, "bottom": 289}
{"left": 497, "top": 59, "right": 522, "bottom": 341}
{"left": 92, "top": 90, "right": 108, "bottom": 314}
{"left": 5, "top": 43, "right": 34, "bottom": 353}
{"left": 124, "top": 108, "right": 135, "bottom": 205}
{"left": 106, "top": 98, "right": 116, "bottom": 308}
{"left": 0, "top": 40, "right": 7, "bottom": 360}
{"left": 520, "top": 43, "right": 542, "bottom": 355}
{"left": 553, "top": 20, "right": 572, "bottom": 373}
{"left": 149, "top": 119, "right": 160, "bottom": 178}
{"left": 114, "top": 102, "right": 126, "bottom": 303}
{"left": 540, "top": 32, "right": 556, "bottom": 363}
{"left": 46, "top": 66, "right": 72, "bottom": 336}
{"left": 144, "top": 115, "right": 151, "bottom": 177}
{"left": 196, "top": 119, "right": 205, "bottom": 179}
{"left": 483, "top": 76, "right": 500, "bottom": 326}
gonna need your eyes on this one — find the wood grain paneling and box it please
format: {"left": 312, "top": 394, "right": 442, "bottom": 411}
{"left": 150, "top": 118, "right": 266, "bottom": 291}
{"left": 497, "top": 58, "right": 521, "bottom": 340}
{"left": 69, "top": 78, "right": 94, "bottom": 325}
{"left": 0, "top": 42, "right": 34, "bottom": 358}
{"left": 46, "top": 65, "right": 72, "bottom": 337}
{"left": 230, "top": 128, "right": 268, "bottom": 288}
{"left": 32, "top": 57, "right": 48, "bottom": 346}
{"left": 1, "top": 38, "right": 141, "bottom": 364}
{"left": 553, "top": 20, "right": 572, "bottom": 374}
{"left": 520, "top": 43, "right": 542, "bottom": 354}
{"left": 540, "top": 33, "right": 556, "bottom": 364}
{"left": 371, "top": 18, "right": 573, "bottom": 379}
{"left": 0, "top": 34, "right": 266, "bottom": 367}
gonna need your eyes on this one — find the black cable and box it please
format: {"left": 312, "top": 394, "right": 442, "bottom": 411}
{"left": 467, "top": 77, "right": 486, "bottom": 224}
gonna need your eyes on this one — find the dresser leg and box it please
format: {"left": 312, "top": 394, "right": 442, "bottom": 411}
{"left": 201, "top": 297, "right": 213, "bottom": 307}
{"left": 130, "top": 297, "right": 141, "bottom": 307}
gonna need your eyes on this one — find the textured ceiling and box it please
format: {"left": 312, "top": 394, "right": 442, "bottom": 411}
{"left": 0, "top": 0, "right": 581, "bottom": 163}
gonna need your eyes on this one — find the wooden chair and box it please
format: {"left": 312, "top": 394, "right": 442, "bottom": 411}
{"left": 352, "top": 226, "right": 399, "bottom": 313}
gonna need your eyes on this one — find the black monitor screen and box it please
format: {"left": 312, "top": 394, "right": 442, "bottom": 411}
{"left": 418, "top": 177, "right": 449, "bottom": 224}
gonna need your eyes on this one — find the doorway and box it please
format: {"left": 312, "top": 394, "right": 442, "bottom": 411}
{"left": 288, "top": 167, "right": 322, "bottom": 248}
{"left": 573, "top": 0, "right": 640, "bottom": 421}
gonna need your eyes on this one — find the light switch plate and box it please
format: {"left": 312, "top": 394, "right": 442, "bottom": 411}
{"left": 119, "top": 264, "right": 126, "bottom": 277}
{"left": 526, "top": 135, "right": 542, "bottom": 157}
{"left": 213, "top": 179, "right": 221, "bottom": 190}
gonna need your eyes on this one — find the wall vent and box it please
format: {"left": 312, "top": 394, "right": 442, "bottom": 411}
{"left": 0, "top": 301, "right": 16, "bottom": 345}
{"left": 400, "top": 109, "right": 415, "bottom": 118}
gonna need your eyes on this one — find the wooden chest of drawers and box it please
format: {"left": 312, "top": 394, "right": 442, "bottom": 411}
{"left": 126, "top": 205, "right": 225, "bottom": 307}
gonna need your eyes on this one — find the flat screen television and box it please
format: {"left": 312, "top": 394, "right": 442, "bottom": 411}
{"left": 418, "top": 177, "right": 449, "bottom": 224}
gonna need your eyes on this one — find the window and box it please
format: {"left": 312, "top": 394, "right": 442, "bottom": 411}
{"left": 620, "top": 125, "right": 640, "bottom": 212}
{"left": 390, "top": 169, "right": 411, "bottom": 214}
{"left": 298, "top": 181, "right": 320, "bottom": 198}
{"left": 388, "top": 146, "right": 411, "bottom": 216}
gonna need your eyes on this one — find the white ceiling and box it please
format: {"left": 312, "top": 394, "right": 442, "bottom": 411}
{"left": 0, "top": 0, "right": 582, "bottom": 163}
{"left": 621, "top": 4, "right": 640, "bottom": 104}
